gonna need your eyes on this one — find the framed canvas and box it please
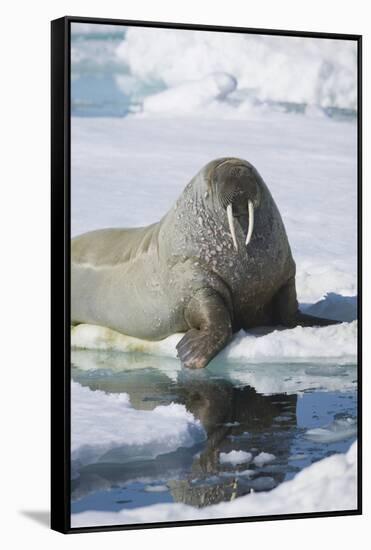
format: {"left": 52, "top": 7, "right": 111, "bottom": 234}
{"left": 51, "top": 16, "right": 362, "bottom": 534}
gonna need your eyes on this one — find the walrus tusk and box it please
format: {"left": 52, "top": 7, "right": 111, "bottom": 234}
{"left": 227, "top": 203, "right": 238, "bottom": 251}
{"left": 245, "top": 200, "right": 254, "bottom": 245}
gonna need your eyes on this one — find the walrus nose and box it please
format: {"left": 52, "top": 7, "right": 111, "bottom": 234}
{"left": 226, "top": 199, "right": 254, "bottom": 252}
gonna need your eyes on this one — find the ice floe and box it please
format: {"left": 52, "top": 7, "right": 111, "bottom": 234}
{"left": 71, "top": 382, "right": 206, "bottom": 468}
{"left": 219, "top": 450, "right": 253, "bottom": 465}
{"left": 305, "top": 417, "right": 357, "bottom": 444}
{"left": 253, "top": 452, "right": 276, "bottom": 467}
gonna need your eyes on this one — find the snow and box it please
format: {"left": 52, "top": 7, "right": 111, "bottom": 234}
{"left": 219, "top": 450, "right": 253, "bottom": 465}
{"left": 142, "top": 73, "right": 237, "bottom": 116}
{"left": 223, "top": 322, "right": 357, "bottom": 361}
{"left": 116, "top": 28, "right": 357, "bottom": 111}
{"left": 71, "top": 382, "right": 205, "bottom": 467}
{"left": 71, "top": 441, "right": 357, "bottom": 527}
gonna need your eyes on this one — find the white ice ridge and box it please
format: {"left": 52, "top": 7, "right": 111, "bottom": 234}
{"left": 116, "top": 28, "right": 357, "bottom": 112}
{"left": 223, "top": 322, "right": 357, "bottom": 362}
{"left": 71, "top": 382, "right": 205, "bottom": 467}
{"left": 141, "top": 73, "right": 237, "bottom": 116}
{"left": 71, "top": 320, "right": 357, "bottom": 363}
{"left": 71, "top": 441, "right": 357, "bottom": 527}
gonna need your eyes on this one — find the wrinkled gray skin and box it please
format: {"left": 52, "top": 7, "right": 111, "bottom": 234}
{"left": 72, "top": 157, "right": 338, "bottom": 369}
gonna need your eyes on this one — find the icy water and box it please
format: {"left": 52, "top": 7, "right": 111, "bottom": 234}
{"left": 71, "top": 352, "right": 357, "bottom": 515}
{"left": 71, "top": 27, "right": 165, "bottom": 118}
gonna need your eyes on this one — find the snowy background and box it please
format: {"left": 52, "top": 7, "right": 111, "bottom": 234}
{"left": 71, "top": 23, "right": 357, "bottom": 117}
{"left": 70, "top": 23, "right": 358, "bottom": 528}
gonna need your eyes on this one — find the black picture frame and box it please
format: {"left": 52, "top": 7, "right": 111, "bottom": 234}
{"left": 51, "top": 15, "right": 362, "bottom": 534}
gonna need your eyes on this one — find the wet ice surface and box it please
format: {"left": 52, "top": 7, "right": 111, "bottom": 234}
{"left": 71, "top": 351, "right": 357, "bottom": 516}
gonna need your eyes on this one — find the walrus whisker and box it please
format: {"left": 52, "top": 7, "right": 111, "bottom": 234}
{"left": 218, "top": 190, "right": 233, "bottom": 209}
{"left": 227, "top": 203, "right": 238, "bottom": 251}
{"left": 245, "top": 200, "right": 254, "bottom": 245}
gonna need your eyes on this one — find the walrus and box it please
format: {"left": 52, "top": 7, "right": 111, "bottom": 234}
{"left": 71, "top": 157, "right": 338, "bottom": 369}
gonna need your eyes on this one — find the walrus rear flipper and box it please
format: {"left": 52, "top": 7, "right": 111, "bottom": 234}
{"left": 294, "top": 311, "right": 341, "bottom": 327}
{"left": 273, "top": 278, "right": 341, "bottom": 328}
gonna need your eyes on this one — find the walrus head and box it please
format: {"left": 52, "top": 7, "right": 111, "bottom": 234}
{"left": 204, "top": 158, "right": 262, "bottom": 251}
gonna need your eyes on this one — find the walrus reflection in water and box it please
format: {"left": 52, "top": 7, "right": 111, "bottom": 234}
{"left": 72, "top": 157, "right": 338, "bottom": 369}
{"left": 72, "top": 370, "right": 297, "bottom": 507}
{"left": 169, "top": 382, "right": 297, "bottom": 507}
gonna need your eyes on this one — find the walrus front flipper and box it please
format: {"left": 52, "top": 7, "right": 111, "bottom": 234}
{"left": 273, "top": 278, "right": 341, "bottom": 328}
{"left": 176, "top": 290, "right": 232, "bottom": 369}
